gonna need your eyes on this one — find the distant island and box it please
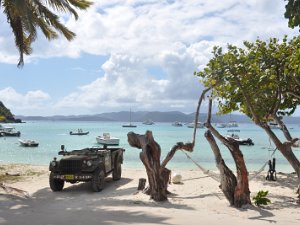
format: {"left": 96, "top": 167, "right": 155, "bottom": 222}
{"left": 16, "top": 110, "right": 300, "bottom": 124}
{"left": 0, "top": 101, "right": 22, "bottom": 123}
{"left": 1, "top": 99, "right": 298, "bottom": 124}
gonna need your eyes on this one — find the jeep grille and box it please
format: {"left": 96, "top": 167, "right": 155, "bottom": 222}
{"left": 59, "top": 159, "right": 83, "bottom": 173}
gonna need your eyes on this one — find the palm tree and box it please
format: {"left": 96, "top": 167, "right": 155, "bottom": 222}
{"left": 0, "top": 0, "right": 92, "bottom": 67}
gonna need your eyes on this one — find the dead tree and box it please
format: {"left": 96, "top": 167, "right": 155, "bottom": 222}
{"left": 127, "top": 88, "right": 211, "bottom": 201}
{"left": 127, "top": 131, "right": 193, "bottom": 201}
{"left": 204, "top": 96, "right": 251, "bottom": 207}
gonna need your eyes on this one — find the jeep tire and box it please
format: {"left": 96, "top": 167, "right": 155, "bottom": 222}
{"left": 91, "top": 169, "right": 105, "bottom": 192}
{"left": 49, "top": 172, "right": 64, "bottom": 192}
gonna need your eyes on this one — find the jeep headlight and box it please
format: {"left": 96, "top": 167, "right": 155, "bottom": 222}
{"left": 51, "top": 161, "right": 57, "bottom": 167}
{"left": 86, "top": 160, "right": 92, "bottom": 167}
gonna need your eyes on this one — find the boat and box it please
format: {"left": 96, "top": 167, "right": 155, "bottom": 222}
{"left": 122, "top": 109, "right": 137, "bottom": 127}
{"left": 19, "top": 139, "right": 39, "bottom": 147}
{"left": 268, "top": 122, "right": 281, "bottom": 129}
{"left": 225, "top": 130, "right": 254, "bottom": 146}
{"left": 143, "top": 119, "right": 154, "bottom": 125}
{"left": 96, "top": 133, "right": 120, "bottom": 146}
{"left": 172, "top": 121, "right": 183, "bottom": 127}
{"left": 217, "top": 121, "right": 238, "bottom": 128}
{"left": 187, "top": 121, "right": 204, "bottom": 128}
{"left": 122, "top": 123, "right": 137, "bottom": 128}
{"left": 69, "top": 129, "right": 89, "bottom": 135}
{"left": 227, "top": 121, "right": 239, "bottom": 127}
{"left": 216, "top": 123, "right": 226, "bottom": 128}
{"left": 0, "top": 125, "right": 21, "bottom": 137}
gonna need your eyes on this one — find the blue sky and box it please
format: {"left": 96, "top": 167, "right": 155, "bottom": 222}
{"left": 0, "top": 0, "right": 299, "bottom": 116}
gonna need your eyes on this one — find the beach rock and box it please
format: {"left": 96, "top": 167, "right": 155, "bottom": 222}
{"left": 172, "top": 173, "right": 182, "bottom": 184}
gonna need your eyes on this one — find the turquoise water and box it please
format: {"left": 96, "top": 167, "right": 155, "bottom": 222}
{"left": 0, "top": 121, "right": 300, "bottom": 173}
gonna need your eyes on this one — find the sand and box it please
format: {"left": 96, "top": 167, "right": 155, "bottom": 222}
{"left": 0, "top": 164, "right": 299, "bottom": 225}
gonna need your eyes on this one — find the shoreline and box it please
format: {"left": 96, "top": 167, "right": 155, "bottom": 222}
{"left": 1, "top": 163, "right": 300, "bottom": 225}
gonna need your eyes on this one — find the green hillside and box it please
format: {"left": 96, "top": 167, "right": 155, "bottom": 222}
{"left": 0, "top": 101, "right": 21, "bottom": 123}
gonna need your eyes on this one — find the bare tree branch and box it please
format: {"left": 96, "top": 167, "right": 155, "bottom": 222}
{"left": 191, "top": 87, "right": 212, "bottom": 147}
{"left": 160, "top": 142, "right": 193, "bottom": 171}
{"left": 286, "top": 90, "right": 300, "bottom": 99}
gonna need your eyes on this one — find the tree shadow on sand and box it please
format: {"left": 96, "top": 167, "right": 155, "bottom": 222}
{"left": 0, "top": 176, "right": 194, "bottom": 225}
{"left": 241, "top": 205, "right": 276, "bottom": 223}
{"left": 252, "top": 173, "right": 298, "bottom": 190}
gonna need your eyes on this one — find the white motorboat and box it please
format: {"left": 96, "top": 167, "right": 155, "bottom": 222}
{"left": 187, "top": 121, "right": 204, "bottom": 128}
{"left": 172, "top": 121, "right": 183, "bottom": 127}
{"left": 143, "top": 119, "right": 154, "bottom": 125}
{"left": 0, "top": 125, "right": 21, "bottom": 137}
{"left": 226, "top": 121, "right": 239, "bottom": 127}
{"left": 216, "top": 123, "right": 226, "bottom": 128}
{"left": 96, "top": 133, "right": 120, "bottom": 146}
{"left": 19, "top": 139, "right": 39, "bottom": 147}
{"left": 69, "top": 129, "right": 89, "bottom": 135}
{"left": 217, "top": 121, "right": 238, "bottom": 128}
{"left": 225, "top": 130, "right": 254, "bottom": 146}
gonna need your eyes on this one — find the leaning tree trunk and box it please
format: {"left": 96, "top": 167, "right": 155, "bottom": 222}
{"left": 205, "top": 130, "right": 237, "bottom": 206}
{"left": 127, "top": 131, "right": 193, "bottom": 201}
{"left": 206, "top": 126, "right": 251, "bottom": 207}
{"left": 204, "top": 96, "right": 251, "bottom": 207}
{"left": 228, "top": 141, "right": 251, "bottom": 207}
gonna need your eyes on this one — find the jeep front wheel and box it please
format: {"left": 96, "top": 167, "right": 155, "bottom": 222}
{"left": 112, "top": 157, "right": 122, "bottom": 181}
{"left": 91, "top": 169, "right": 105, "bottom": 192}
{"left": 49, "top": 172, "right": 64, "bottom": 192}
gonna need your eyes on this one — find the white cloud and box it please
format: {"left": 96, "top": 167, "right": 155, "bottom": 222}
{"left": 0, "top": 88, "right": 51, "bottom": 115}
{"left": 0, "top": 0, "right": 299, "bottom": 115}
{"left": 11, "top": 0, "right": 295, "bottom": 60}
{"left": 54, "top": 41, "right": 213, "bottom": 114}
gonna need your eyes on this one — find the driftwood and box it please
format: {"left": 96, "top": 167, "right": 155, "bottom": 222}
{"left": 0, "top": 183, "right": 29, "bottom": 198}
{"left": 137, "top": 178, "right": 146, "bottom": 190}
{"left": 127, "top": 131, "right": 193, "bottom": 201}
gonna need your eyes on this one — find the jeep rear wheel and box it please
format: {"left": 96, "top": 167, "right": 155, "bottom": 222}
{"left": 112, "top": 157, "right": 122, "bottom": 181}
{"left": 91, "top": 169, "right": 105, "bottom": 192}
{"left": 49, "top": 172, "right": 64, "bottom": 192}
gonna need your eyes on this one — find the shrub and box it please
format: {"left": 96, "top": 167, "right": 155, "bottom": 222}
{"left": 253, "top": 190, "right": 271, "bottom": 207}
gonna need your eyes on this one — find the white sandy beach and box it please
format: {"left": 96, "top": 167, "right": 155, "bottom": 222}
{"left": 0, "top": 164, "right": 299, "bottom": 225}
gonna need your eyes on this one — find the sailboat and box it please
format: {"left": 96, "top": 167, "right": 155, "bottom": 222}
{"left": 122, "top": 109, "right": 137, "bottom": 128}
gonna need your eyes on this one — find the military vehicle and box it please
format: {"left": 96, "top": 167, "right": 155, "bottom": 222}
{"left": 49, "top": 145, "right": 125, "bottom": 192}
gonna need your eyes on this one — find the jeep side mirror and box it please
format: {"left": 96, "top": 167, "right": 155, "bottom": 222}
{"left": 61, "top": 145, "right": 65, "bottom": 151}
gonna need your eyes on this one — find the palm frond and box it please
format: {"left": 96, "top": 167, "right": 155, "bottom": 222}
{"left": 3, "top": 0, "right": 32, "bottom": 67}
{"left": 32, "top": 0, "right": 76, "bottom": 40}
{"left": 44, "top": 0, "right": 93, "bottom": 20}
{"left": 2, "top": 0, "right": 92, "bottom": 67}
{"left": 66, "top": 0, "right": 93, "bottom": 9}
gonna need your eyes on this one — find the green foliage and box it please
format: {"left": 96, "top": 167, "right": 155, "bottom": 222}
{"left": 0, "top": 0, "right": 93, "bottom": 67}
{"left": 0, "top": 101, "right": 14, "bottom": 121}
{"left": 252, "top": 190, "right": 271, "bottom": 207}
{"left": 196, "top": 36, "right": 300, "bottom": 124}
{"left": 285, "top": 0, "right": 300, "bottom": 31}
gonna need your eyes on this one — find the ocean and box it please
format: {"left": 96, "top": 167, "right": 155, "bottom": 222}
{"left": 1, "top": 121, "right": 300, "bottom": 173}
